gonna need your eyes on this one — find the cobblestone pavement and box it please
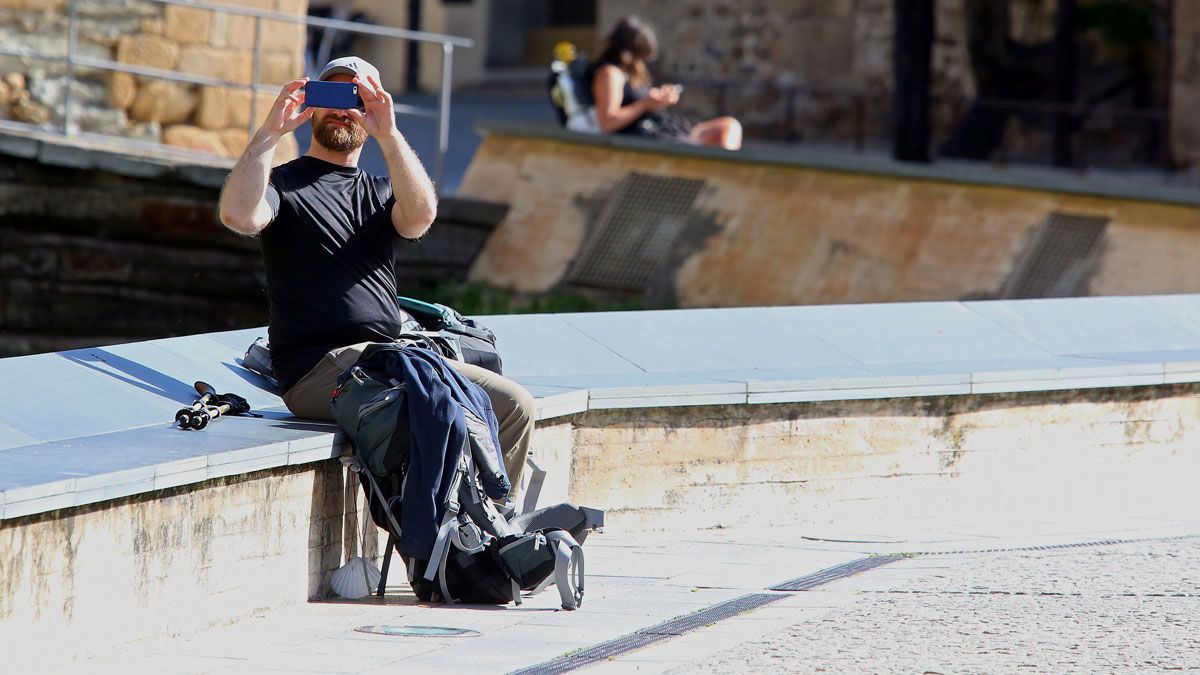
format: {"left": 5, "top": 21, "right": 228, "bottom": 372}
{"left": 695, "top": 540, "right": 1200, "bottom": 673}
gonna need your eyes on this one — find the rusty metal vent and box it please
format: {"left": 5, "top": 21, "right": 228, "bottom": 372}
{"left": 566, "top": 172, "right": 706, "bottom": 291}
{"left": 1000, "top": 212, "right": 1109, "bottom": 299}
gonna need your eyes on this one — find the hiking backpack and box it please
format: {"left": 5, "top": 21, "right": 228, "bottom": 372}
{"left": 395, "top": 296, "right": 504, "bottom": 376}
{"left": 330, "top": 343, "right": 603, "bottom": 609}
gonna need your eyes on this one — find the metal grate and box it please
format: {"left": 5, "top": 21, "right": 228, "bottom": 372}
{"left": 920, "top": 533, "right": 1200, "bottom": 556}
{"left": 510, "top": 593, "right": 785, "bottom": 675}
{"left": 513, "top": 555, "right": 906, "bottom": 674}
{"left": 770, "top": 555, "right": 905, "bottom": 591}
{"left": 566, "top": 173, "right": 707, "bottom": 291}
{"left": 1000, "top": 212, "right": 1109, "bottom": 299}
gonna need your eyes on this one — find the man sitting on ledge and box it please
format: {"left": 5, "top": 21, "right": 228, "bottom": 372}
{"left": 216, "top": 57, "right": 534, "bottom": 489}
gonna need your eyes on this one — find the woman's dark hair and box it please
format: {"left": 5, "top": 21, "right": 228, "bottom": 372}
{"left": 597, "top": 16, "right": 657, "bottom": 88}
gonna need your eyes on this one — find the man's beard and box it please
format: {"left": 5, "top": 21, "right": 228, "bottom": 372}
{"left": 314, "top": 115, "right": 367, "bottom": 152}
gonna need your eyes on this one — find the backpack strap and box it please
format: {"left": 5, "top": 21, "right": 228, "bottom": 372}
{"left": 544, "top": 530, "right": 585, "bottom": 610}
{"left": 423, "top": 453, "right": 466, "bottom": 585}
{"left": 520, "top": 456, "right": 548, "bottom": 516}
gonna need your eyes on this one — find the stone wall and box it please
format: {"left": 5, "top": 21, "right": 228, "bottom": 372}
{"left": 0, "top": 461, "right": 375, "bottom": 669}
{"left": 0, "top": 147, "right": 265, "bottom": 355}
{"left": 1173, "top": 1, "right": 1200, "bottom": 167}
{"left": 595, "top": 0, "right": 1187, "bottom": 169}
{"left": 595, "top": 0, "right": 973, "bottom": 146}
{"left": 0, "top": 0, "right": 307, "bottom": 160}
{"left": 460, "top": 130, "right": 1200, "bottom": 307}
{"left": 0, "top": 131, "right": 504, "bottom": 357}
{"left": 563, "top": 384, "right": 1200, "bottom": 532}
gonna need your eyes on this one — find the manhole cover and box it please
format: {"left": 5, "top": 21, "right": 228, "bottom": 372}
{"left": 354, "top": 625, "right": 480, "bottom": 637}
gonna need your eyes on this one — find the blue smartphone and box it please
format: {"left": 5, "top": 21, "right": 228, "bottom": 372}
{"left": 304, "top": 81, "right": 362, "bottom": 110}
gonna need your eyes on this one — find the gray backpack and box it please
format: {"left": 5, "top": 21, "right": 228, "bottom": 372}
{"left": 330, "top": 345, "right": 603, "bottom": 609}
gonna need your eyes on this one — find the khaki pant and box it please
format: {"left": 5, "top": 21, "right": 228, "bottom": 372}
{"left": 282, "top": 342, "right": 534, "bottom": 493}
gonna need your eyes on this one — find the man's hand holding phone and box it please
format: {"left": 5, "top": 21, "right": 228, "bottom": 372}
{"left": 343, "top": 75, "right": 398, "bottom": 140}
{"left": 262, "top": 78, "right": 314, "bottom": 139}
{"left": 303, "top": 80, "right": 362, "bottom": 110}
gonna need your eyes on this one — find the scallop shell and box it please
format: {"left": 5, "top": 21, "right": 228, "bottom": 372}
{"left": 331, "top": 556, "right": 382, "bottom": 599}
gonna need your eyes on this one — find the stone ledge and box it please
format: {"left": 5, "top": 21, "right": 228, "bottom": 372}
{"left": 474, "top": 120, "right": 1200, "bottom": 208}
{"left": 4, "top": 294, "right": 1200, "bottom": 520}
{"left": 0, "top": 124, "right": 231, "bottom": 188}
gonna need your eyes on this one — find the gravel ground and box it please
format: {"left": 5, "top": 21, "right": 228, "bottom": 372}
{"left": 696, "top": 540, "right": 1200, "bottom": 673}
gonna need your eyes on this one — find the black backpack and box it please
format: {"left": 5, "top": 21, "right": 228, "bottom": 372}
{"left": 396, "top": 296, "right": 504, "bottom": 376}
{"left": 331, "top": 344, "right": 603, "bottom": 608}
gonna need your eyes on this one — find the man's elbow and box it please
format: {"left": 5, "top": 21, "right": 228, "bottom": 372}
{"left": 219, "top": 210, "right": 261, "bottom": 236}
{"left": 394, "top": 203, "right": 436, "bottom": 239}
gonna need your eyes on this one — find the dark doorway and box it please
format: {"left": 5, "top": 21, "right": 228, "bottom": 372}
{"left": 487, "top": 0, "right": 598, "bottom": 68}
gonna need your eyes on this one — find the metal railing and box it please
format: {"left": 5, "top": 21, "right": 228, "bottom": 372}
{"left": 0, "top": 0, "right": 473, "bottom": 187}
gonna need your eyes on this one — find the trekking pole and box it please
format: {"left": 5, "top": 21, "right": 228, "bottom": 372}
{"left": 175, "top": 384, "right": 217, "bottom": 429}
{"left": 176, "top": 381, "right": 257, "bottom": 430}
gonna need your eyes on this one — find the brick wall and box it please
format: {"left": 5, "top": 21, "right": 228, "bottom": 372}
{"left": 0, "top": 0, "right": 307, "bottom": 160}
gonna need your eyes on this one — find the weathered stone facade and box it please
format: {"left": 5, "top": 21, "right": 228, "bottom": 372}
{"left": 0, "top": 131, "right": 502, "bottom": 357}
{"left": 596, "top": 0, "right": 1189, "bottom": 169}
{"left": 0, "top": 0, "right": 307, "bottom": 160}
{"left": 596, "top": 0, "right": 972, "bottom": 146}
{"left": 1173, "top": 1, "right": 1200, "bottom": 167}
{"left": 564, "top": 384, "right": 1200, "bottom": 532}
{"left": 460, "top": 127, "right": 1200, "bottom": 307}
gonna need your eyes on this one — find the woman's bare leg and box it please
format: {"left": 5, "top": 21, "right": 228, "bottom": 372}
{"left": 688, "top": 116, "right": 742, "bottom": 150}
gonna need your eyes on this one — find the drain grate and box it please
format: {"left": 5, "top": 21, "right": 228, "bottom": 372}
{"left": 920, "top": 533, "right": 1200, "bottom": 556}
{"left": 510, "top": 593, "right": 785, "bottom": 675}
{"left": 566, "top": 172, "right": 707, "bottom": 292}
{"left": 770, "top": 555, "right": 905, "bottom": 591}
{"left": 513, "top": 555, "right": 904, "bottom": 674}
{"left": 1000, "top": 212, "right": 1109, "bottom": 299}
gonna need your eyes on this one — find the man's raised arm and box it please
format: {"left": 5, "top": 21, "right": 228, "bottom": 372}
{"left": 218, "top": 78, "right": 313, "bottom": 236}
{"left": 348, "top": 75, "right": 437, "bottom": 239}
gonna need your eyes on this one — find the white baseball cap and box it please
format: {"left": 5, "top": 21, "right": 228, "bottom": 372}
{"left": 317, "top": 56, "right": 381, "bottom": 83}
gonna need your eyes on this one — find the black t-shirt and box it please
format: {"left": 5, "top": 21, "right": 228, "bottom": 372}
{"left": 261, "top": 156, "right": 407, "bottom": 393}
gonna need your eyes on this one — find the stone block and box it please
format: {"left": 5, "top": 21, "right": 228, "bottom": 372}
{"left": 11, "top": 93, "right": 50, "bottom": 124}
{"left": 0, "top": 0, "right": 65, "bottom": 9}
{"left": 162, "top": 123, "right": 223, "bottom": 153}
{"left": 138, "top": 16, "right": 163, "bottom": 35}
{"left": 259, "top": 18, "right": 305, "bottom": 52}
{"left": 74, "top": 105, "right": 127, "bottom": 134}
{"left": 177, "top": 45, "right": 253, "bottom": 85}
{"left": 259, "top": 51, "right": 302, "bottom": 85}
{"left": 163, "top": 5, "right": 213, "bottom": 46}
{"left": 116, "top": 34, "right": 179, "bottom": 71}
{"left": 3, "top": 72, "right": 26, "bottom": 94}
{"left": 129, "top": 79, "right": 195, "bottom": 124}
{"left": 195, "top": 85, "right": 275, "bottom": 130}
{"left": 209, "top": 12, "right": 255, "bottom": 49}
{"left": 1171, "top": 83, "right": 1200, "bottom": 167}
{"left": 275, "top": 0, "right": 307, "bottom": 16}
{"left": 218, "top": 127, "right": 249, "bottom": 157}
{"left": 106, "top": 71, "right": 136, "bottom": 109}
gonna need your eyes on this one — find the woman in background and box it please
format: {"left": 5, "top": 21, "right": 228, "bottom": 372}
{"left": 591, "top": 16, "right": 742, "bottom": 150}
